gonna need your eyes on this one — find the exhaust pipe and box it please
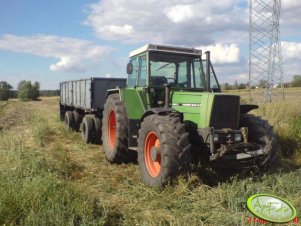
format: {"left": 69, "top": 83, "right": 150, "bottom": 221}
{"left": 164, "top": 84, "right": 170, "bottom": 108}
{"left": 205, "top": 51, "right": 211, "bottom": 92}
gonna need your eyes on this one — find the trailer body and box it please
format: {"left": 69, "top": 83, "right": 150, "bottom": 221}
{"left": 60, "top": 77, "right": 126, "bottom": 111}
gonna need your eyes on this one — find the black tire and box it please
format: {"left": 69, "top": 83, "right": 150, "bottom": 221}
{"left": 102, "top": 94, "right": 131, "bottom": 163}
{"left": 59, "top": 104, "right": 65, "bottom": 121}
{"left": 73, "top": 111, "right": 81, "bottom": 132}
{"left": 240, "top": 114, "right": 280, "bottom": 168}
{"left": 93, "top": 117, "right": 102, "bottom": 144}
{"left": 137, "top": 114, "right": 192, "bottom": 186}
{"left": 64, "top": 111, "right": 74, "bottom": 130}
{"left": 81, "top": 116, "right": 94, "bottom": 143}
{"left": 184, "top": 121, "right": 209, "bottom": 164}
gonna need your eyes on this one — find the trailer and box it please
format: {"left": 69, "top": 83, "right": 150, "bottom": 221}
{"left": 59, "top": 77, "right": 126, "bottom": 144}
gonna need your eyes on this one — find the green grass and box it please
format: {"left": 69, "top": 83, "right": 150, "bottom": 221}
{"left": 0, "top": 116, "right": 107, "bottom": 225}
{"left": 0, "top": 97, "right": 300, "bottom": 225}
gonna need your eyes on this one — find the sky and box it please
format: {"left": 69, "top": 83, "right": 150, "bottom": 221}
{"left": 0, "top": 0, "right": 300, "bottom": 89}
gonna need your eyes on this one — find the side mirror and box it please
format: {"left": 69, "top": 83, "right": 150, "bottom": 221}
{"left": 126, "top": 62, "right": 133, "bottom": 74}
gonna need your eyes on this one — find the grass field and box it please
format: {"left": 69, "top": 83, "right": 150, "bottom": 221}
{"left": 0, "top": 89, "right": 300, "bottom": 225}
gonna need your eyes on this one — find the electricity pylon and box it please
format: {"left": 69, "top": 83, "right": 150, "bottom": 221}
{"left": 249, "top": 0, "right": 285, "bottom": 103}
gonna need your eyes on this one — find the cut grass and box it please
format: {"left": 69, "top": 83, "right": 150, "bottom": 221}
{"left": 0, "top": 132, "right": 107, "bottom": 225}
{"left": 0, "top": 97, "right": 300, "bottom": 225}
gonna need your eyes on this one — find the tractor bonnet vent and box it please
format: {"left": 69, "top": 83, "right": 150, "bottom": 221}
{"left": 210, "top": 95, "right": 240, "bottom": 129}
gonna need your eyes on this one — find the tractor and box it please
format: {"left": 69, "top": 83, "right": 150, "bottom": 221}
{"left": 100, "top": 44, "right": 279, "bottom": 186}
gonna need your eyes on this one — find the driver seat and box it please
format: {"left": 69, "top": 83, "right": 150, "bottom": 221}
{"left": 150, "top": 76, "right": 168, "bottom": 87}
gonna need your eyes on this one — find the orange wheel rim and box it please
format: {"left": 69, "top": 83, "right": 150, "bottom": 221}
{"left": 144, "top": 132, "right": 161, "bottom": 177}
{"left": 108, "top": 110, "right": 116, "bottom": 149}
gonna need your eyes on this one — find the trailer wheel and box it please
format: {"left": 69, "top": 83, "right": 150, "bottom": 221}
{"left": 73, "top": 111, "right": 81, "bottom": 132}
{"left": 59, "top": 104, "right": 65, "bottom": 121}
{"left": 137, "top": 114, "right": 192, "bottom": 186}
{"left": 93, "top": 117, "right": 102, "bottom": 144}
{"left": 102, "top": 94, "right": 131, "bottom": 163}
{"left": 240, "top": 114, "right": 280, "bottom": 168}
{"left": 64, "top": 111, "right": 74, "bottom": 130}
{"left": 81, "top": 116, "right": 94, "bottom": 143}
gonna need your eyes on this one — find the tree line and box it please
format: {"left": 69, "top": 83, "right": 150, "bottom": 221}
{"left": 0, "top": 80, "right": 59, "bottom": 101}
{"left": 221, "top": 75, "right": 301, "bottom": 90}
{"left": 1, "top": 75, "right": 301, "bottom": 101}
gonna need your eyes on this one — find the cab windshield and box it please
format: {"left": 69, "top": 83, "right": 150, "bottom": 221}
{"left": 149, "top": 52, "right": 206, "bottom": 89}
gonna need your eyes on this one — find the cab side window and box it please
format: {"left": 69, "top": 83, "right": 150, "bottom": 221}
{"left": 137, "top": 55, "right": 147, "bottom": 87}
{"left": 127, "top": 57, "right": 138, "bottom": 88}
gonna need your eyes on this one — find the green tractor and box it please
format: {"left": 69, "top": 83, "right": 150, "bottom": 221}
{"left": 101, "top": 44, "right": 279, "bottom": 186}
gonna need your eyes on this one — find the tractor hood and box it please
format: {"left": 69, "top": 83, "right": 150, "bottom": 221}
{"left": 171, "top": 91, "right": 240, "bottom": 129}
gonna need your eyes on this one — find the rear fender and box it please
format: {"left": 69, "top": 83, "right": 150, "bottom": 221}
{"left": 106, "top": 89, "right": 120, "bottom": 98}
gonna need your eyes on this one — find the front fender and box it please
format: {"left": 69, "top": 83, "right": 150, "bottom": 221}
{"left": 140, "top": 108, "right": 182, "bottom": 124}
{"left": 240, "top": 104, "right": 258, "bottom": 114}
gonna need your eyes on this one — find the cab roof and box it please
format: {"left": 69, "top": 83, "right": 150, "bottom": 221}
{"left": 129, "top": 44, "right": 202, "bottom": 58}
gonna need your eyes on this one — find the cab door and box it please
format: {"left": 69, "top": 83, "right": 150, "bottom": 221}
{"left": 122, "top": 54, "right": 150, "bottom": 148}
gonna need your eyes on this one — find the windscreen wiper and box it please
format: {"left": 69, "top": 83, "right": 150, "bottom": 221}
{"left": 156, "top": 63, "right": 171, "bottom": 71}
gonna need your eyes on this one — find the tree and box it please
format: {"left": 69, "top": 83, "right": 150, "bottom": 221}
{"left": 238, "top": 83, "right": 247, "bottom": 89}
{"left": 17, "top": 80, "right": 40, "bottom": 101}
{"left": 31, "top": 81, "right": 40, "bottom": 100}
{"left": 258, "top": 79, "right": 266, "bottom": 88}
{"left": 291, "top": 75, "right": 301, "bottom": 87}
{"left": 221, "top": 83, "right": 232, "bottom": 90}
{"left": 233, "top": 80, "right": 239, "bottom": 90}
{"left": 0, "top": 81, "right": 13, "bottom": 101}
{"left": 40, "top": 89, "right": 60, "bottom": 96}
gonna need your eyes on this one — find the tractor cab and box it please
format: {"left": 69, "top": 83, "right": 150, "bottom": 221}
{"left": 126, "top": 44, "right": 221, "bottom": 93}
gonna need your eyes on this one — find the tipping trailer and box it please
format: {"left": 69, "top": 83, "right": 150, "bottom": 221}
{"left": 59, "top": 77, "right": 126, "bottom": 143}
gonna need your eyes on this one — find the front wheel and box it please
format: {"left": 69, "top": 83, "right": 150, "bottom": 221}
{"left": 240, "top": 114, "right": 280, "bottom": 168}
{"left": 137, "top": 114, "right": 192, "bottom": 186}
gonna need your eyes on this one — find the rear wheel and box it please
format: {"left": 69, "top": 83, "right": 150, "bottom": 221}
{"left": 240, "top": 114, "right": 280, "bottom": 168}
{"left": 64, "top": 111, "right": 74, "bottom": 130}
{"left": 93, "top": 117, "right": 102, "bottom": 144}
{"left": 137, "top": 114, "right": 192, "bottom": 186}
{"left": 59, "top": 104, "right": 65, "bottom": 121}
{"left": 73, "top": 111, "right": 81, "bottom": 132}
{"left": 102, "top": 94, "right": 132, "bottom": 163}
{"left": 81, "top": 116, "right": 94, "bottom": 143}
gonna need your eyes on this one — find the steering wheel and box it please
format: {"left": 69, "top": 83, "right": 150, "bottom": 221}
{"left": 166, "top": 78, "right": 176, "bottom": 84}
{"left": 178, "top": 81, "right": 188, "bottom": 87}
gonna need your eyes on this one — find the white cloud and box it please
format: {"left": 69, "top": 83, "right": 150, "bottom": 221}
{"left": 281, "top": 0, "right": 301, "bottom": 36}
{"left": 196, "top": 43, "right": 240, "bottom": 64}
{"left": 100, "top": 24, "right": 134, "bottom": 35}
{"left": 105, "top": 73, "right": 112, "bottom": 78}
{"left": 164, "top": 5, "right": 195, "bottom": 23}
{"left": 281, "top": 41, "right": 301, "bottom": 79}
{"left": 282, "top": 41, "right": 301, "bottom": 61}
{"left": 282, "top": 0, "right": 301, "bottom": 10}
{"left": 84, "top": 0, "right": 247, "bottom": 45}
{"left": 0, "top": 34, "right": 112, "bottom": 72}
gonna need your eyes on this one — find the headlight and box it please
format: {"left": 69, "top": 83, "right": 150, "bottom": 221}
{"left": 234, "top": 134, "right": 242, "bottom": 142}
{"left": 213, "top": 134, "right": 219, "bottom": 142}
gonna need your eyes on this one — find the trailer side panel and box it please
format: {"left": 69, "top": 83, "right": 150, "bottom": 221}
{"left": 60, "top": 77, "right": 126, "bottom": 111}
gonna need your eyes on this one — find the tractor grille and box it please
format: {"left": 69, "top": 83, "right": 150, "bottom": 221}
{"left": 210, "top": 95, "right": 240, "bottom": 129}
